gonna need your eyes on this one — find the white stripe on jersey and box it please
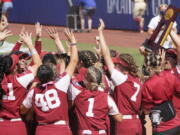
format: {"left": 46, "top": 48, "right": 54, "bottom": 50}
{"left": 16, "top": 72, "right": 34, "bottom": 88}
{"left": 55, "top": 74, "right": 71, "bottom": 93}
{"left": 108, "top": 96, "right": 119, "bottom": 115}
{"left": 111, "top": 68, "right": 128, "bottom": 86}
{"left": 23, "top": 89, "right": 34, "bottom": 108}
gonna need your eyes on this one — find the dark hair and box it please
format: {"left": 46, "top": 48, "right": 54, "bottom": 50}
{"left": 0, "top": 55, "right": 13, "bottom": 109}
{"left": 42, "top": 53, "right": 57, "bottom": 65}
{"left": 37, "top": 65, "right": 54, "bottom": 85}
{"left": 145, "top": 52, "right": 162, "bottom": 68}
{"left": 55, "top": 53, "right": 70, "bottom": 67}
{"left": 143, "top": 52, "right": 164, "bottom": 76}
{"left": 119, "top": 54, "right": 139, "bottom": 77}
{"left": 110, "top": 49, "right": 119, "bottom": 57}
{"left": 79, "top": 51, "right": 98, "bottom": 68}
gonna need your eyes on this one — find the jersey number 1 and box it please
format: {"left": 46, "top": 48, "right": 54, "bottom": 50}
{"left": 3, "top": 83, "right": 15, "bottom": 100}
{"left": 86, "top": 98, "right": 94, "bottom": 117}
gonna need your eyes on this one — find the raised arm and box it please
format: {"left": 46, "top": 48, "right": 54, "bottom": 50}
{"left": 98, "top": 19, "right": 114, "bottom": 74}
{"left": 0, "top": 16, "right": 8, "bottom": 32}
{"left": 11, "top": 26, "right": 25, "bottom": 52}
{"left": 46, "top": 27, "right": 66, "bottom": 54}
{"left": 94, "top": 36, "right": 102, "bottom": 60}
{"left": 170, "top": 30, "right": 180, "bottom": 64}
{"left": 64, "top": 28, "right": 78, "bottom": 76}
{"left": 20, "top": 32, "right": 42, "bottom": 76}
{"left": 34, "top": 22, "right": 42, "bottom": 54}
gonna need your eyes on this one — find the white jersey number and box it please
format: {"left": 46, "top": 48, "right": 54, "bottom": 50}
{"left": 35, "top": 89, "right": 60, "bottom": 112}
{"left": 86, "top": 98, "right": 95, "bottom": 117}
{"left": 131, "top": 82, "right": 140, "bottom": 102}
{"left": 3, "top": 83, "right": 15, "bottom": 100}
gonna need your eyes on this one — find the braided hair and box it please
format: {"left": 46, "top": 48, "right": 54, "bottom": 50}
{"left": 0, "top": 55, "right": 13, "bottom": 109}
{"left": 79, "top": 51, "right": 98, "bottom": 68}
{"left": 144, "top": 52, "right": 164, "bottom": 76}
{"left": 119, "top": 54, "right": 139, "bottom": 77}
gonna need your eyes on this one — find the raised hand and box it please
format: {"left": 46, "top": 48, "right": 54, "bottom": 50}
{"left": 0, "top": 29, "right": 12, "bottom": 41}
{"left": 0, "top": 15, "right": 8, "bottom": 32}
{"left": 19, "top": 32, "right": 33, "bottom": 47}
{"left": 64, "top": 28, "right": 77, "bottom": 44}
{"left": 35, "top": 22, "right": 42, "bottom": 40}
{"left": 98, "top": 18, "right": 105, "bottom": 32}
{"left": 46, "top": 27, "right": 59, "bottom": 40}
{"left": 158, "top": 49, "right": 166, "bottom": 65}
{"left": 18, "top": 26, "right": 25, "bottom": 43}
{"left": 94, "top": 36, "right": 102, "bottom": 56}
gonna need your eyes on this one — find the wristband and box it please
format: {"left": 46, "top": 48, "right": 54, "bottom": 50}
{"left": 31, "top": 48, "right": 38, "bottom": 55}
{"left": 70, "top": 43, "right": 77, "bottom": 46}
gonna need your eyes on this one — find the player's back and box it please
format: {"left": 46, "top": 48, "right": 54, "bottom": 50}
{"left": 74, "top": 89, "right": 109, "bottom": 132}
{"left": 113, "top": 74, "right": 142, "bottom": 115}
{"left": 1, "top": 70, "right": 34, "bottom": 119}
{"left": 143, "top": 70, "right": 180, "bottom": 105}
{"left": 32, "top": 83, "right": 69, "bottom": 124}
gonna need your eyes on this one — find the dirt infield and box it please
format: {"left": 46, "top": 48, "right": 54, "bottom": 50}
{"left": 9, "top": 23, "right": 149, "bottom": 48}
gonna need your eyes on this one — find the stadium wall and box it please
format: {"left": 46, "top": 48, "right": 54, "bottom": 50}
{"left": 9, "top": 0, "right": 180, "bottom": 32}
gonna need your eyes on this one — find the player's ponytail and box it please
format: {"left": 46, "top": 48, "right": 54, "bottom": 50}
{"left": 84, "top": 66, "right": 104, "bottom": 91}
{"left": 37, "top": 65, "right": 54, "bottom": 87}
{"left": 144, "top": 52, "right": 164, "bottom": 77}
{"left": 0, "top": 55, "right": 13, "bottom": 109}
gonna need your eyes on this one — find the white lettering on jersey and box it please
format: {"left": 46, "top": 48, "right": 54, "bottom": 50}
{"left": 3, "top": 83, "right": 15, "bottom": 100}
{"left": 86, "top": 98, "right": 95, "bottom": 117}
{"left": 131, "top": 82, "right": 140, "bottom": 102}
{"left": 35, "top": 89, "right": 60, "bottom": 112}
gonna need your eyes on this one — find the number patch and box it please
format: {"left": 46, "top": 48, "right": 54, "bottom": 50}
{"left": 3, "top": 83, "right": 15, "bottom": 100}
{"left": 131, "top": 82, "right": 140, "bottom": 102}
{"left": 35, "top": 89, "right": 60, "bottom": 112}
{"left": 86, "top": 98, "right": 95, "bottom": 117}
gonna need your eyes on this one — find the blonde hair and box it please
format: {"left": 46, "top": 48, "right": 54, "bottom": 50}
{"left": 85, "top": 66, "right": 104, "bottom": 91}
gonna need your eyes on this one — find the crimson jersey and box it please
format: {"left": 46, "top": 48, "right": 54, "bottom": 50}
{"left": 111, "top": 68, "right": 142, "bottom": 115}
{"left": 23, "top": 73, "right": 71, "bottom": 124}
{"left": 171, "top": 65, "right": 180, "bottom": 118}
{"left": 0, "top": 70, "right": 34, "bottom": 119}
{"left": 101, "top": 74, "right": 111, "bottom": 93}
{"left": 69, "top": 83, "right": 119, "bottom": 131}
{"left": 142, "top": 70, "right": 180, "bottom": 132}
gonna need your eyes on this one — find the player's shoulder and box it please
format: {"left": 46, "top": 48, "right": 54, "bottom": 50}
{"left": 16, "top": 70, "right": 32, "bottom": 77}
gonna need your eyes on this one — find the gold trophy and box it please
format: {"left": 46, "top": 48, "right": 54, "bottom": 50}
{"left": 143, "top": 5, "right": 180, "bottom": 52}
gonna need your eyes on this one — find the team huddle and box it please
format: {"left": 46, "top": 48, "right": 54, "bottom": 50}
{"left": 0, "top": 17, "right": 180, "bottom": 135}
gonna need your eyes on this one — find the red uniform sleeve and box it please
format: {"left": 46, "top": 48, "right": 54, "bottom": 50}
{"left": 35, "top": 41, "right": 42, "bottom": 55}
{"left": 29, "top": 40, "right": 42, "bottom": 66}
{"left": 142, "top": 85, "right": 154, "bottom": 111}
{"left": 11, "top": 42, "right": 22, "bottom": 52}
{"left": 174, "top": 77, "right": 180, "bottom": 98}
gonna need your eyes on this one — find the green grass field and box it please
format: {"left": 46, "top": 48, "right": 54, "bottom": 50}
{"left": 7, "top": 36, "right": 144, "bottom": 67}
